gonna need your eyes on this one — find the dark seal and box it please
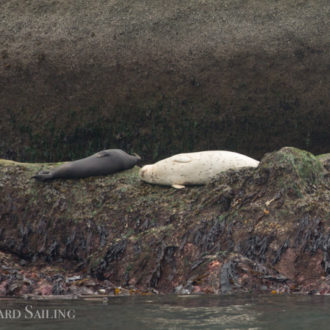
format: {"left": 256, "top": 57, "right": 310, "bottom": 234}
{"left": 32, "top": 149, "right": 140, "bottom": 181}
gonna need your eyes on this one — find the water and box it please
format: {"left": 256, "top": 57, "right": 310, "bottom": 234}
{"left": 0, "top": 295, "right": 329, "bottom": 329}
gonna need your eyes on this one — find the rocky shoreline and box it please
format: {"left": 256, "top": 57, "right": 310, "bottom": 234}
{"left": 0, "top": 147, "right": 329, "bottom": 297}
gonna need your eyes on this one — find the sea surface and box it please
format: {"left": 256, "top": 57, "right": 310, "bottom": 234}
{"left": 0, "top": 294, "right": 329, "bottom": 329}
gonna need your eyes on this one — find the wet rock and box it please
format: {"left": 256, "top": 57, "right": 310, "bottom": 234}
{"left": 220, "top": 260, "right": 237, "bottom": 294}
{"left": 174, "top": 285, "right": 192, "bottom": 295}
{"left": 66, "top": 275, "right": 82, "bottom": 284}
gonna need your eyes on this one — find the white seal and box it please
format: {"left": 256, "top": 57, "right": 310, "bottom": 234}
{"left": 139, "top": 151, "right": 259, "bottom": 188}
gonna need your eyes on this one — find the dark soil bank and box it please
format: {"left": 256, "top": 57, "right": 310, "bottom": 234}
{"left": 0, "top": 1, "right": 329, "bottom": 162}
{"left": 0, "top": 147, "right": 329, "bottom": 296}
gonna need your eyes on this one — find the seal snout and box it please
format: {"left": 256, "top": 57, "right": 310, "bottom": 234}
{"left": 139, "top": 168, "right": 145, "bottom": 178}
{"left": 139, "top": 166, "right": 148, "bottom": 179}
{"left": 139, "top": 165, "right": 153, "bottom": 181}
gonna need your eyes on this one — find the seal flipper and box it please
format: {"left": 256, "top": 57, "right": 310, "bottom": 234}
{"left": 96, "top": 151, "right": 111, "bottom": 158}
{"left": 132, "top": 153, "right": 141, "bottom": 161}
{"left": 172, "top": 155, "right": 192, "bottom": 163}
{"left": 171, "top": 184, "right": 185, "bottom": 189}
{"left": 32, "top": 171, "right": 54, "bottom": 181}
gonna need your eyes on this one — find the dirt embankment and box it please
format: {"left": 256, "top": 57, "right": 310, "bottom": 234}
{"left": 0, "top": 147, "right": 329, "bottom": 296}
{"left": 0, "top": 1, "right": 329, "bottom": 162}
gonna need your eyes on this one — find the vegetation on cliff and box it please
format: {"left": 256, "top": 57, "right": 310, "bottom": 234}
{"left": 1, "top": 1, "right": 329, "bottom": 162}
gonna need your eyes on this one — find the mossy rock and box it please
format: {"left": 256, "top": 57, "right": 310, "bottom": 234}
{"left": 255, "top": 147, "right": 324, "bottom": 196}
{"left": 317, "top": 153, "right": 330, "bottom": 171}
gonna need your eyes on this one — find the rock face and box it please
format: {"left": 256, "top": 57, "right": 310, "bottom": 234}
{"left": 0, "top": 147, "right": 329, "bottom": 296}
{"left": 0, "top": 1, "right": 329, "bottom": 162}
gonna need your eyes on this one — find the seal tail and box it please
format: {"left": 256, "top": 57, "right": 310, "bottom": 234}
{"left": 32, "top": 171, "right": 53, "bottom": 181}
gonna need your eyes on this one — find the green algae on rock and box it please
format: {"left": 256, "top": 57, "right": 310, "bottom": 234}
{"left": 317, "top": 153, "right": 330, "bottom": 172}
{"left": 0, "top": 147, "right": 329, "bottom": 296}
